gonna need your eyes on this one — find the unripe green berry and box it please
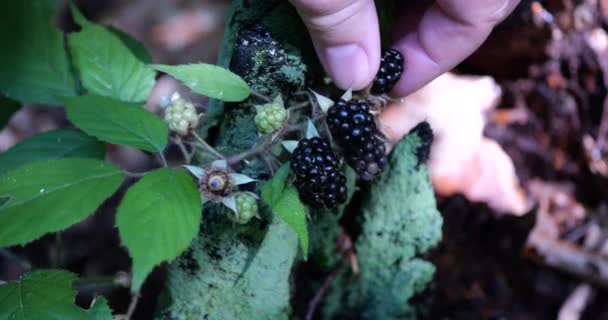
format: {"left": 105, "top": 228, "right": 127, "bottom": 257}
{"left": 254, "top": 102, "right": 287, "bottom": 134}
{"left": 228, "top": 192, "right": 258, "bottom": 224}
{"left": 164, "top": 98, "right": 200, "bottom": 136}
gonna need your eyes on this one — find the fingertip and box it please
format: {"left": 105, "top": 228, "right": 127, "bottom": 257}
{"left": 322, "top": 43, "right": 377, "bottom": 90}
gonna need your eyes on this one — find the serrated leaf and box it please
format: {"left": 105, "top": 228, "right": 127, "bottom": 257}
{"left": 116, "top": 168, "right": 202, "bottom": 290}
{"left": 106, "top": 26, "right": 153, "bottom": 64}
{"left": 0, "top": 159, "right": 124, "bottom": 247}
{"left": 150, "top": 64, "right": 250, "bottom": 102}
{"left": 88, "top": 297, "right": 112, "bottom": 320}
{"left": 261, "top": 164, "right": 290, "bottom": 206}
{"left": 0, "top": 130, "right": 105, "bottom": 175}
{"left": 261, "top": 164, "right": 309, "bottom": 258}
{"left": 0, "top": 270, "right": 93, "bottom": 320}
{"left": 0, "top": 1, "right": 77, "bottom": 105}
{"left": 0, "top": 97, "right": 20, "bottom": 129}
{"left": 311, "top": 90, "right": 334, "bottom": 113}
{"left": 65, "top": 95, "right": 168, "bottom": 152}
{"left": 69, "top": 5, "right": 155, "bottom": 102}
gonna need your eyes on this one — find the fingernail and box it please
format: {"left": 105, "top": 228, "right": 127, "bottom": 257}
{"left": 324, "top": 44, "right": 369, "bottom": 90}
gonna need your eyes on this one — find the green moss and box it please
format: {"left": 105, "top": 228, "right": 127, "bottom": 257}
{"left": 323, "top": 126, "right": 443, "bottom": 319}
{"left": 160, "top": 214, "right": 297, "bottom": 320}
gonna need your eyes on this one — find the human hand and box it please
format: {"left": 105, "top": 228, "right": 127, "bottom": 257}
{"left": 290, "top": 0, "right": 521, "bottom": 97}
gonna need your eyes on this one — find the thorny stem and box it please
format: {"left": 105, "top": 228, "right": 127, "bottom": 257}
{"left": 226, "top": 107, "right": 325, "bottom": 165}
{"left": 227, "top": 135, "right": 277, "bottom": 165}
{"left": 250, "top": 90, "right": 272, "bottom": 103}
{"left": 192, "top": 131, "right": 225, "bottom": 160}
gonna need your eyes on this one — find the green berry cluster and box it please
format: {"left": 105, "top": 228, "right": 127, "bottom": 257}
{"left": 164, "top": 98, "right": 199, "bottom": 136}
{"left": 254, "top": 102, "right": 287, "bottom": 134}
{"left": 230, "top": 192, "right": 258, "bottom": 224}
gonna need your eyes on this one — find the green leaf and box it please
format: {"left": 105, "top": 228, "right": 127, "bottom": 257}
{"left": 0, "top": 159, "right": 124, "bottom": 247}
{"left": 0, "top": 130, "right": 105, "bottom": 175}
{"left": 68, "top": 5, "right": 155, "bottom": 102}
{"left": 0, "top": 0, "right": 77, "bottom": 105}
{"left": 261, "top": 164, "right": 309, "bottom": 258}
{"left": 107, "top": 26, "right": 153, "bottom": 64}
{"left": 0, "top": 270, "right": 93, "bottom": 320}
{"left": 116, "top": 168, "right": 202, "bottom": 290}
{"left": 150, "top": 64, "right": 250, "bottom": 102}
{"left": 65, "top": 95, "right": 168, "bottom": 152}
{"left": 87, "top": 297, "right": 112, "bottom": 320}
{"left": 0, "top": 96, "right": 20, "bottom": 129}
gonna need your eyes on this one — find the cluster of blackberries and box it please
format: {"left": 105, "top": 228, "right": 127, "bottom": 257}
{"left": 291, "top": 137, "right": 348, "bottom": 209}
{"left": 371, "top": 49, "right": 404, "bottom": 95}
{"left": 289, "top": 49, "right": 403, "bottom": 209}
{"left": 327, "top": 99, "right": 387, "bottom": 181}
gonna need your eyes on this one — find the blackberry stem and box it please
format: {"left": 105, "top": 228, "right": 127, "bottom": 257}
{"left": 192, "top": 131, "right": 226, "bottom": 160}
{"left": 250, "top": 90, "right": 272, "bottom": 103}
{"left": 172, "top": 136, "right": 193, "bottom": 164}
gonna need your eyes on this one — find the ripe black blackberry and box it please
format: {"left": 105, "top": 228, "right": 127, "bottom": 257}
{"left": 326, "top": 99, "right": 376, "bottom": 146}
{"left": 327, "top": 99, "right": 388, "bottom": 181}
{"left": 371, "top": 49, "right": 404, "bottom": 95}
{"left": 345, "top": 136, "right": 388, "bottom": 181}
{"left": 291, "top": 137, "right": 348, "bottom": 209}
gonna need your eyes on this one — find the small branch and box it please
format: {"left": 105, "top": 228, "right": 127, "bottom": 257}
{"left": 125, "top": 293, "right": 140, "bottom": 319}
{"left": 158, "top": 152, "right": 169, "bottom": 168}
{"left": 172, "top": 136, "right": 193, "bottom": 164}
{"left": 305, "top": 265, "right": 343, "bottom": 320}
{"left": 73, "top": 272, "right": 130, "bottom": 292}
{"left": 114, "top": 293, "right": 140, "bottom": 320}
{"left": 250, "top": 90, "right": 272, "bottom": 103}
{"left": 227, "top": 135, "right": 276, "bottom": 165}
{"left": 192, "top": 131, "right": 225, "bottom": 160}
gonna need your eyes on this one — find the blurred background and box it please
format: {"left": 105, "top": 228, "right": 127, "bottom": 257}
{"left": 1, "top": 0, "right": 608, "bottom": 319}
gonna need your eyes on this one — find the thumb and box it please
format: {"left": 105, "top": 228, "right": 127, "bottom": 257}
{"left": 290, "top": 0, "right": 380, "bottom": 90}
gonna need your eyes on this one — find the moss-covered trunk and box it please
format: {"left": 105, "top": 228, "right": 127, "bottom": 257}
{"left": 157, "top": 1, "right": 442, "bottom": 319}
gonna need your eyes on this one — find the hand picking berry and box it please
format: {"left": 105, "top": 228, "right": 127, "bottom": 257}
{"left": 371, "top": 48, "right": 404, "bottom": 95}
{"left": 291, "top": 137, "right": 348, "bottom": 209}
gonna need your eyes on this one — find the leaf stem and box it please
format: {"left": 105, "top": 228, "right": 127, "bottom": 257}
{"left": 158, "top": 152, "right": 169, "bottom": 168}
{"left": 172, "top": 136, "right": 193, "bottom": 163}
{"left": 250, "top": 90, "right": 272, "bottom": 103}
{"left": 192, "top": 131, "right": 225, "bottom": 160}
{"left": 73, "top": 272, "right": 130, "bottom": 292}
